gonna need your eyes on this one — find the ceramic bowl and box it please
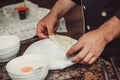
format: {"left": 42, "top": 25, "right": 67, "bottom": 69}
{"left": 6, "top": 55, "right": 49, "bottom": 80}
{"left": 0, "top": 35, "right": 20, "bottom": 62}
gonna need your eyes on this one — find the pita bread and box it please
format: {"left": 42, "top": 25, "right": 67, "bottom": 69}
{"left": 49, "top": 35, "right": 73, "bottom": 51}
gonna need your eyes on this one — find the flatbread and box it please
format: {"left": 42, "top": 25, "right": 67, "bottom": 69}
{"left": 49, "top": 35, "right": 73, "bottom": 51}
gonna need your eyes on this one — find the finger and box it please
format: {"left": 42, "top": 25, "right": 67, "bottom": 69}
{"left": 88, "top": 56, "right": 97, "bottom": 64}
{"left": 37, "top": 27, "right": 48, "bottom": 38}
{"left": 38, "top": 33, "right": 48, "bottom": 38}
{"left": 87, "top": 46, "right": 103, "bottom": 64}
{"left": 80, "top": 52, "right": 95, "bottom": 64}
{"left": 66, "top": 42, "right": 83, "bottom": 57}
{"left": 37, "top": 24, "right": 48, "bottom": 38}
{"left": 71, "top": 46, "right": 90, "bottom": 63}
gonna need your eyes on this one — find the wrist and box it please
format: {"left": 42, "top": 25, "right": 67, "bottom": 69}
{"left": 49, "top": 0, "right": 76, "bottom": 20}
{"left": 97, "top": 16, "right": 120, "bottom": 43}
{"left": 49, "top": 10, "right": 61, "bottom": 20}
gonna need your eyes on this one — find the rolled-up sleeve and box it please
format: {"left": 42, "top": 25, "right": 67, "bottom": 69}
{"left": 72, "top": 0, "right": 81, "bottom": 5}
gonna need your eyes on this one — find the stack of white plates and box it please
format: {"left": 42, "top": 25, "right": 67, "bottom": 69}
{"left": 0, "top": 35, "right": 20, "bottom": 62}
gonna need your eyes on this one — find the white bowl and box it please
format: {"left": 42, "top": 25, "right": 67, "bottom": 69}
{"left": 6, "top": 55, "right": 49, "bottom": 80}
{"left": 0, "top": 35, "right": 20, "bottom": 51}
{"left": 0, "top": 35, "right": 20, "bottom": 62}
{"left": 0, "top": 46, "right": 20, "bottom": 62}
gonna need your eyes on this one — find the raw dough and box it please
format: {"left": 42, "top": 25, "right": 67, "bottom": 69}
{"left": 49, "top": 35, "right": 73, "bottom": 51}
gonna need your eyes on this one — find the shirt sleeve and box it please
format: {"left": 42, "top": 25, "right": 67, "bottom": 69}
{"left": 72, "top": 0, "right": 81, "bottom": 5}
{"left": 115, "top": 10, "right": 120, "bottom": 19}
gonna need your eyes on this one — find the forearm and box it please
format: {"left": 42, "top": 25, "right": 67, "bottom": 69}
{"left": 97, "top": 16, "right": 120, "bottom": 43}
{"left": 49, "top": 0, "right": 76, "bottom": 19}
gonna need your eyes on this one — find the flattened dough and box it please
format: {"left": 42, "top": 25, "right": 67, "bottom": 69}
{"left": 49, "top": 35, "right": 73, "bottom": 51}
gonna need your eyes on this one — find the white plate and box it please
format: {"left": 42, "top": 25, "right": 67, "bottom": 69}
{"left": 23, "top": 38, "right": 77, "bottom": 70}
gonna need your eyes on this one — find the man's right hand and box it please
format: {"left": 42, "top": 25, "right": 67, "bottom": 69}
{"left": 37, "top": 0, "right": 76, "bottom": 38}
{"left": 37, "top": 13, "right": 59, "bottom": 38}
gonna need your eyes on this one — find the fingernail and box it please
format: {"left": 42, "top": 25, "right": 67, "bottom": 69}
{"left": 80, "top": 61, "right": 84, "bottom": 64}
{"left": 66, "top": 54, "right": 70, "bottom": 57}
{"left": 66, "top": 52, "right": 71, "bottom": 56}
{"left": 71, "top": 58, "right": 78, "bottom": 63}
{"left": 72, "top": 60, "right": 78, "bottom": 63}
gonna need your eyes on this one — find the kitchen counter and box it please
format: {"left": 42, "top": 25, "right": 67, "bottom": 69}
{"left": 0, "top": 37, "right": 118, "bottom": 80}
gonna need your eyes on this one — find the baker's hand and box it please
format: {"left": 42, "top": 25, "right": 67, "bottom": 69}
{"left": 37, "top": 14, "right": 59, "bottom": 38}
{"left": 66, "top": 30, "right": 108, "bottom": 64}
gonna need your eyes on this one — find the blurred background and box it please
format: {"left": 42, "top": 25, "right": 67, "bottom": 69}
{"left": 0, "top": 0, "right": 83, "bottom": 41}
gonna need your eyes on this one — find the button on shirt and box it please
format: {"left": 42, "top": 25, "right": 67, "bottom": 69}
{"left": 101, "top": 11, "right": 107, "bottom": 17}
{"left": 72, "top": 0, "right": 120, "bottom": 31}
